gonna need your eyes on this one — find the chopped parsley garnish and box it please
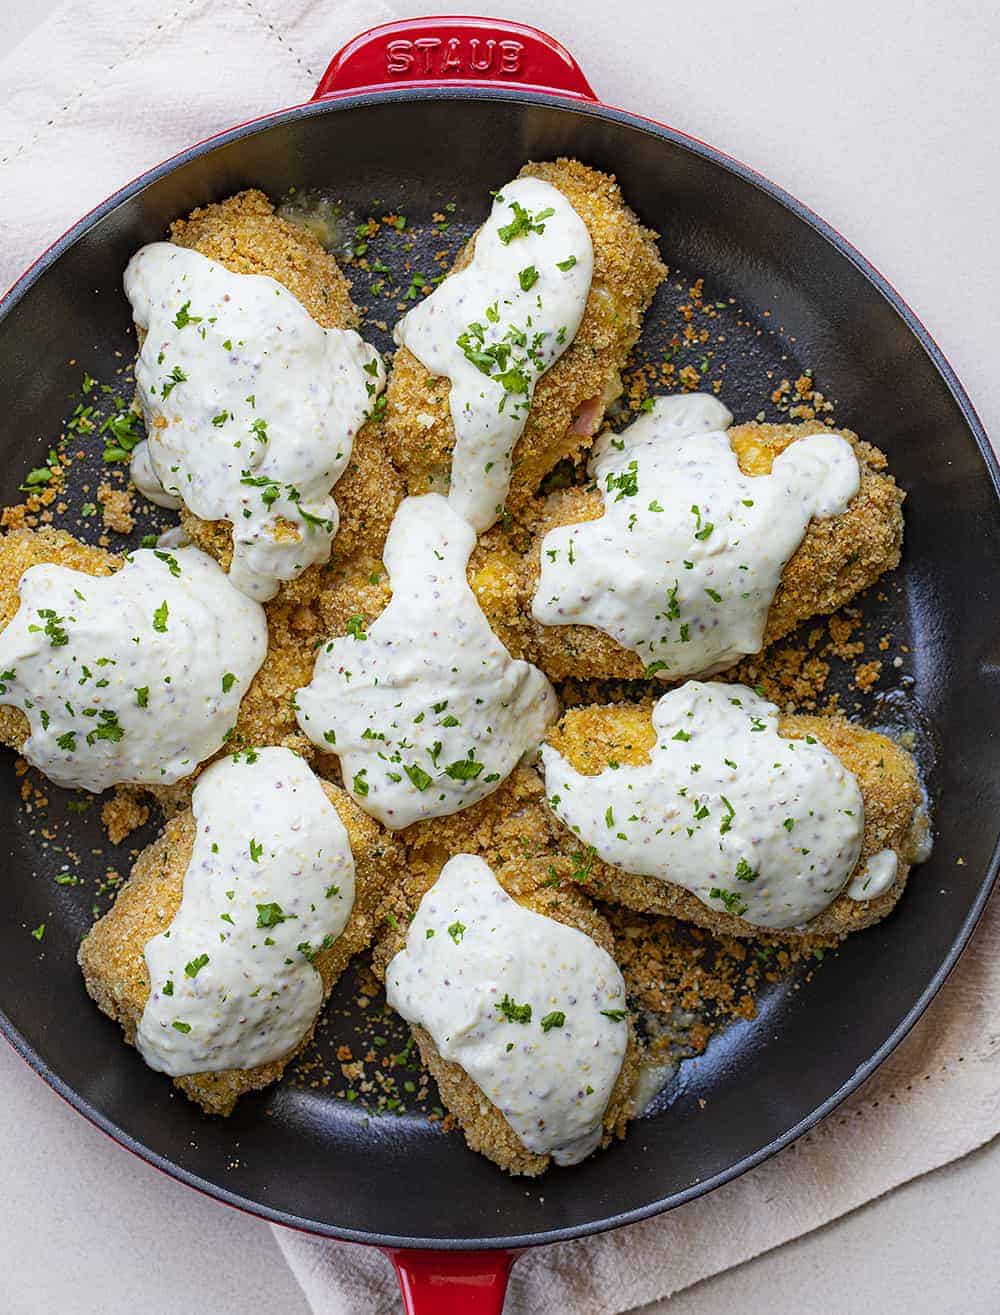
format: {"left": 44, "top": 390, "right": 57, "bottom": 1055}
{"left": 154, "top": 550, "right": 181, "bottom": 577}
{"left": 249, "top": 838, "right": 264, "bottom": 863}
{"left": 710, "top": 887, "right": 749, "bottom": 916}
{"left": 172, "top": 301, "right": 202, "bottom": 330}
{"left": 345, "top": 614, "right": 368, "bottom": 641}
{"left": 518, "top": 265, "right": 539, "bottom": 290}
{"left": 160, "top": 365, "right": 187, "bottom": 399}
{"left": 184, "top": 954, "right": 209, "bottom": 977}
{"left": 496, "top": 994, "right": 532, "bottom": 1024}
{"left": 135, "top": 686, "right": 149, "bottom": 707}
{"left": 497, "top": 200, "right": 554, "bottom": 244}
{"left": 404, "top": 763, "right": 432, "bottom": 791}
{"left": 540, "top": 1011, "right": 565, "bottom": 1031}
{"left": 447, "top": 921, "right": 466, "bottom": 944}
{"left": 600, "top": 1009, "right": 627, "bottom": 1022}
{"left": 152, "top": 600, "right": 169, "bottom": 632}
{"left": 556, "top": 255, "right": 577, "bottom": 270}
{"left": 605, "top": 460, "right": 639, "bottom": 501}
{"left": 691, "top": 504, "right": 714, "bottom": 540}
{"left": 444, "top": 754, "right": 485, "bottom": 781}
{"left": 171, "top": 1020, "right": 191, "bottom": 1034}
{"left": 85, "top": 709, "right": 124, "bottom": 746}
{"left": 221, "top": 672, "right": 237, "bottom": 693}
{"left": 352, "top": 769, "right": 369, "bottom": 796}
{"left": 255, "top": 902, "right": 288, "bottom": 928}
{"left": 735, "top": 858, "right": 757, "bottom": 883}
{"left": 31, "top": 608, "right": 69, "bottom": 647}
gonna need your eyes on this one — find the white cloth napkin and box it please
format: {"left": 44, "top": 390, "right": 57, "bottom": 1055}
{"left": 2, "top": 2, "right": 998, "bottom": 1312}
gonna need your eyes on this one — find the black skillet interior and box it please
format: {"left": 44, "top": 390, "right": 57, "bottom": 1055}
{"left": 0, "top": 92, "right": 997, "bottom": 1248}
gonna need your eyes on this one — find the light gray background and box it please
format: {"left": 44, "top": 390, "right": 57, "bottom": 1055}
{"left": 2, "top": 1, "right": 998, "bottom": 1312}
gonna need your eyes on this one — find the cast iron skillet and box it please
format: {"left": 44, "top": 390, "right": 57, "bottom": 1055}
{"left": 0, "top": 17, "right": 997, "bottom": 1313}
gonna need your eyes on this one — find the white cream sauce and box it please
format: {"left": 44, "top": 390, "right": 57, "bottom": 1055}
{"left": 846, "top": 847, "right": 898, "bottom": 901}
{"left": 130, "top": 439, "right": 182, "bottom": 510}
{"left": 386, "top": 854, "right": 628, "bottom": 1165}
{"left": 542, "top": 682, "right": 866, "bottom": 931}
{"left": 124, "top": 243, "right": 385, "bottom": 601}
{"left": 137, "top": 747, "right": 356, "bottom": 1076}
{"left": 394, "top": 177, "right": 593, "bottom": 532}
{"left": 533, "top": 394, "right": 860, "bottom": 679}
{"left": 0, "top": 546, "right": 266, "bottom": 793}
{"left": 296, "top": 494, "right": 557, "bottom": 829}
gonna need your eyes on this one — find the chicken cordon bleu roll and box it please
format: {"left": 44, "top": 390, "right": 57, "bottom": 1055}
{"left": 470, "top": 393, "right": 904, "bottom": 681}
{"left": 295, "top": 493, "right": 558, "bottom": 830}
{"left": 384, "top": 159, "right": 666, "bottom": 531}
{"left": 124, "top": 190, "right": 400, "bottom": 601}
{"left": 374, "top": 853, "right": 639, "bottom": 1176}
{"left": 0, "top": 529, "right": 265, "bottom": 793}
{"left": 541, "top": 682, "right": 929, "bottom": 942}
{"left": 79, "top": 746, "right": 399, "bottom": 1115}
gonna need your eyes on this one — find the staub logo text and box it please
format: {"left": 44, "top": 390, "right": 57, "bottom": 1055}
{"left": 385, "top": 37, "right": 525, "bottom": 78}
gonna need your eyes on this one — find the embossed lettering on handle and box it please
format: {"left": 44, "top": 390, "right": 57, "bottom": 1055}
{"left": 313, "top": 17, "right": 596, "bottom": 102}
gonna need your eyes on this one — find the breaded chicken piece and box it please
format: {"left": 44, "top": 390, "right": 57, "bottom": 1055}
{"left": 78, "top": 778, "right": 399, "bottom": 1115}
{"left": 0, "top": 528, "right": 119, "bottom": 754}
{"left": 0, "top": 527, "right": 312, "bottom": 810}
{"left": 156, "top": 189, "right": 402, "bottom": 577}
{"left": 545, "top": 702, "right": 926, "bottom": 943}
{"left": 375, "top": 780, "right": 640, "bottom": 1175}
{"left": 470, "top": 420, "right": 904, "bottom": 681}
{"left": 383, "top": 159, "right": 666, "bottom": 516}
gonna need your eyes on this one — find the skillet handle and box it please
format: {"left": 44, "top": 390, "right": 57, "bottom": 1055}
{"left": 383, "top": 1247, "right": 519, "bottom": 1315}
{"left": 313, "top": 17, "right": 597, "bottom": 102}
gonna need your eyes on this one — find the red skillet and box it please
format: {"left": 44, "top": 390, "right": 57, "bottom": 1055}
{"left": 0, "top": 16, "right": 997, "bottom": 1314}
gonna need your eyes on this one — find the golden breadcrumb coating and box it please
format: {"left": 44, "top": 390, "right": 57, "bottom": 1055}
{"left": 163, "top": 189, "right": 402, "bottom": 581}
{"left": 382, "top": 159, "right": 666, "bottom": 516}
{"left": 169, "top": 188, "right": 357, "bottom": 329}
{"left": 469, "top": 420, "right": 904, "bottom": 680}
{"left": 374, "top": 781, "right": 639, "bottom": 1175}
{"left": 545, "top": 701, "right": 925, "bottom": 942}
{"left": 0, "top": 528, "right": 119, "bottom": 754}
{"left": 78, "top": 778, "right": 400, "bottom": 1115}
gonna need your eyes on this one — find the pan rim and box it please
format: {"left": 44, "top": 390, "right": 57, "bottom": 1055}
{"left": 0, "top": 85, "right": 997, "bottom": 1251}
